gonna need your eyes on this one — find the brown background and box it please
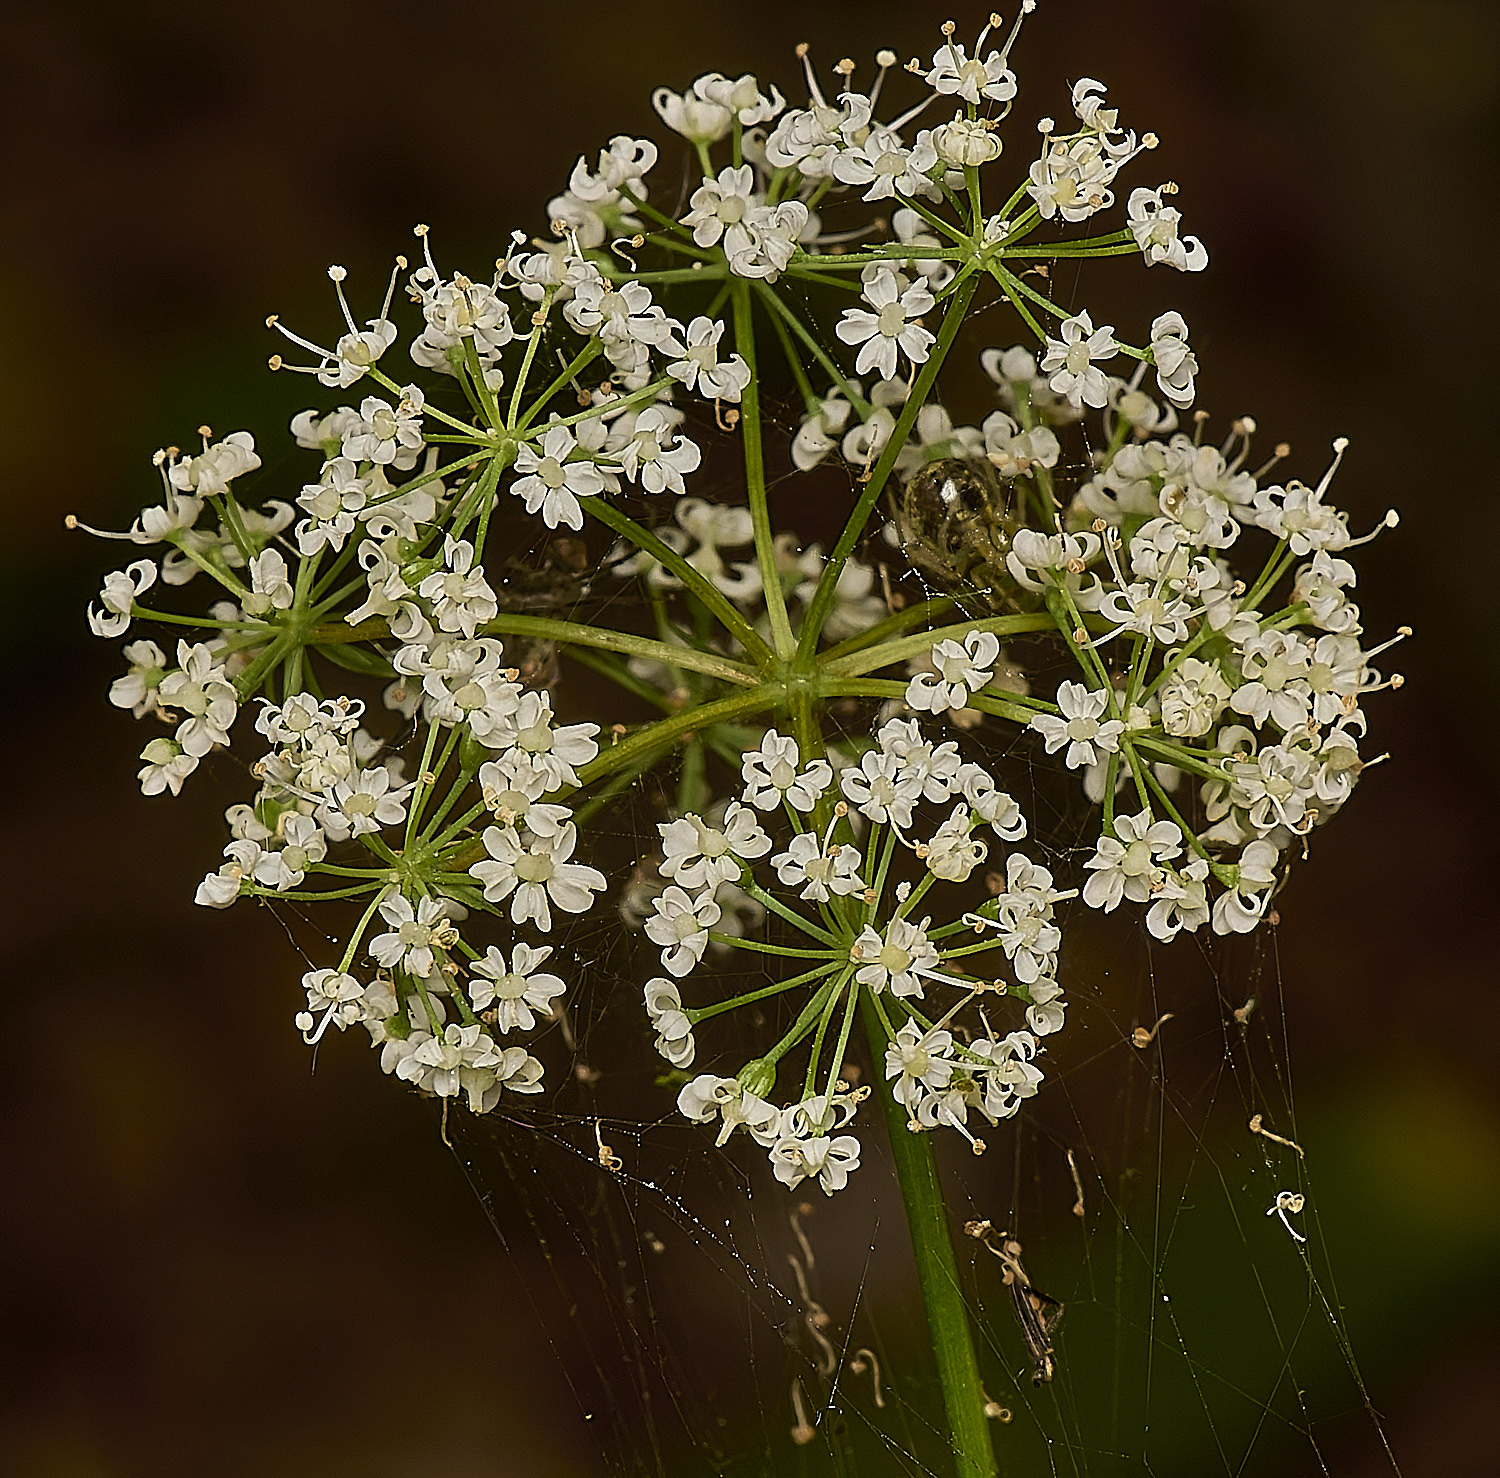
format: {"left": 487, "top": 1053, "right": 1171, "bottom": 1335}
{"left": 3, "top": 1, "right": 1496, "bottom": 1475}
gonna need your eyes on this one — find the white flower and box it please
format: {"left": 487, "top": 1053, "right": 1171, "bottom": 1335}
{"left": 659, "top": 803, "right": 771, "bottom": 891}
{"left": 418, "top": 537, "right": 498, "bottom": 639}
{"left": 342, "top": 388, "right": 426, "bottom": 468}
{"left": 836, "top": 270, "right": 936, "bottom": 382}
{"left": 1040, "top": 311, "right": 1118, "bottom": 408}
{"left": 666, "top": 316, "right": 750, "bottom": 402}
{"left": 1149, "top": 311, "right": 1198, "bottom": 409}
{"left": 470, "top": 822, "right": 606, "bottom": 931}
{"left": 652, "top": 86, "right": 733, "bottom": 144}
{"left": 851, "top": 917, "right": 938, "bottom": 998}
{"left": 770, "top": 1128, "right": 862, "bottom": 1195}
{"left": 410, "top": 273, "right": 515, "bottom": 374}
{"left": 250, "top": 813, "right": 327, "bottom": 890}
{"left": 832, "top": 128, "right": 940, "bottom": 203}
{"left": 933, "top": 114, "right": 1002, "bottom": 167}
{"left": 770, "top": 832, "right": 865, "bottom": 902}
{"left": 566, "top": 271, "right": 678, "bottom": 359}
{"left": 1293, "top": 551, "right": 1360, "bottom": 633}
{"left": 1029, "top": 682, "right": 1124, "bottom": 769}
{"left": 368, "top": 894, "right": 453, "bottom": 978}
{"left": 1231, "top": 631, "right": 1313, "bottom": 731}
{"left": 695, "top": 71, "right": 785, "bottom": 125}
{"left": 1228, "top": 745, "right": 1319, "bottom": 835}
{"left": 840, "top": 748, "right": 921, "bottom": 828}
{"left": 244, "top": 550, "right": 294, "bottom": 616}
{"left": 470, "top": 943, "right": 565, "bottom": 1032}
{"left": 791, "top": 386, "right": 855, "bottom": 471}
{"left": 1146, "top": 857, "right": 1212, "bottom": 941}
{"left": 1252, "top": 441, "right": 1365, "bottom": 556}
{"left": 645, "top": 886, "right": 721, "bottom": 977}
{"left": 740, "top": 730, "right": 832, "bottom": 812}
{"left": 406, "top": 1022, "right": 477, "bottom": 1097}
{"left": 956, "top": 763, "right": 1026, "bottom": 839}
{"left": 645, "top": 977, "right": 696, "bottom": 1068}
{"left": 678, "top": 1074, "right": 781, "bottom": 1145}
{"left": 111, "top": 639, "right": 168, "bottom": 717}
{"left": 982, "top": 410, "right": 1060, "bottom": 478}
{"left": 1099, "top": 582, "right": 1193, "bottom": 643}
{"left": 476, "top": 690, "right": 599, "bottom": 786}
{"left": 613, "top": 406, "right": 702, "bottom": 495}
{"left": 1024, "top": 978, "right": 1068, "bottom": 1037}
{"left": 1160, "top": 658, "right": 1232, "bottom": 737}
{"left": 1028, "top": 138, "right": 1119, "bottom": 223}
{"left": 88, "top": 560, "right": 157, "bottom": 637}
{"left": 724, "top": 201, "right": 808, "bottom": 282}
{"left": 295, "top": 457, "right": 370, "bottom": 554}
{"left": 158, "top": 641, "right": 238, "bottom": 757}
{"left": 417, "top": 639, "right": 523, "bottom": 742}
{"left": 322, "top": 765, "right": 412, "bottom": 840}
{"left": 167, "top": 431, "right": 262, "bottom": 495}
{"left": 139, "top": 735, "right": 197, "bottom": 796}
{"left": 925, "top": 30, "right": 1019, "bottom": 105}
{"left": 1128, "top": 188, "right": 1208, "bottom": 272}
{"left": 1005, "top": 529, "right": 1104, "bottom": 603}
{"left": 1211, "top": 840, "right": 1279, "bottom": 934}
{"left": 988, "top": 854, "right": 1072, "bottom": 984}
{"left": 510, "top": 425, "right": 608, "bottom": 531}
{"left": 195, "top": 838, "right": 261, "bottom": 907}
{"left": 293, "top": 968, "right": 371, "bottom": 1041}
{"left": 905, "top": 630, "right": 1001, "bottom": 714}
{"left": 924, "top": 806, "right": 987, "bottom": 882}
{"left": 1082, "top": 808, "right": 1183, "bottom": 912}
{"left": 876, "top": 717, "right": 962, "bottom": 802}
{"left": 885, "top": 1021, "right": 956, "bottom": 1111}
{"left": 683, "top": 164, "right": 756, "bottom": 246}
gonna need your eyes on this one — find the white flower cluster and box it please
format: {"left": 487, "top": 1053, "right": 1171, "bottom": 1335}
{"left": 75, "top": 15, "right": 1396, "bottom": 1153}
{"left": 656, "top": 720, "right": 1061, "bottom": 1195}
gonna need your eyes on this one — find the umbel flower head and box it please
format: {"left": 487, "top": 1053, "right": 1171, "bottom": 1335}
{"left": 73, "top": 10, "right": 1400, "bottom": 1159}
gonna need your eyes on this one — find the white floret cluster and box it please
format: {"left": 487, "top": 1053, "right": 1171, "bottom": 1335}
{"left": 73, "top": 14, "right": 1397, "bottom": 1148}
{"left": 658, "top": 719, "right": 1061, "bottom": 1196}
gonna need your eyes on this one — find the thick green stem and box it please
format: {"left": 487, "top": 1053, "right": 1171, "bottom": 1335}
{"left": 860, "top": 992, "right": 997, "bottom": 1478}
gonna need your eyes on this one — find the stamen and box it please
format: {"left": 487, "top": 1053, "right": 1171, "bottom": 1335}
{"left": 997, "top": 3, "right": 1036, "bottom": 67}
{"left": 328, "top": 265, "right": 359, "bottom": 335}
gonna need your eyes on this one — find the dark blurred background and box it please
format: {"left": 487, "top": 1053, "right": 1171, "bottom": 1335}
{"left": 3, "top": 1, "right": 1497, "bottom": 1474}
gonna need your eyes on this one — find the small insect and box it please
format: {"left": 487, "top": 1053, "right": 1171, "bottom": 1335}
{"left": 966, "top": 1220, "right": 1065, "bottom": 1384}
{"left": 891, "top": 457, "right": 1022, "bottom": 613}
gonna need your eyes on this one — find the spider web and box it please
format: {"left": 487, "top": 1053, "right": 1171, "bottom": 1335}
{"left": 433, "top": 717, "right": 1403, "bottom": 1478}
{"left": 268, "top": 307, "right": 1405, "bottom": 1477}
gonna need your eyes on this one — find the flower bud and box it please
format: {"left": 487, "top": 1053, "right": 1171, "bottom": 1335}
{"left": 737, "top": 1057, "right": 777, "bottom": 1100}
{"left": 933, "top": 117, "right": 1001, "bottom": 168}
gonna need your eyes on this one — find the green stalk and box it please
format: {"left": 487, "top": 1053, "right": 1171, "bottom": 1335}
{"left": 859, "top": 991, "right": 997, "bottom": 1478}
{"left": 820, "top": 612, "right": 1054, "bottom": 678}
{"left": 795, "top": 272, "right": 981, "bottom": 664}
{"left": 731, "top": 279, "right": 796, "bottom": 658}
{"left": 585, "top": 499, "right": 773, "bottom": 667}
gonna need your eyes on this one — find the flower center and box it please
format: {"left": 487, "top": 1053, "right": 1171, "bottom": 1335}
{"left": 515, "top": 854, "right": 554, "bottom": 884}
